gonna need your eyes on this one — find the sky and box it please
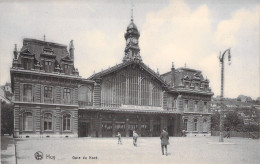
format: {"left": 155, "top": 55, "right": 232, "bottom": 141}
{"left": 0, "top": 0, "right": 259, "bottom": 99}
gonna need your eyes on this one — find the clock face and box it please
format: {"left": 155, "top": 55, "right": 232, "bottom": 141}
{"left": 132, "top": 38, "right": 138, "bottom": 44}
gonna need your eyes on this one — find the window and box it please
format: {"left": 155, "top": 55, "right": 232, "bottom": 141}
{"left": 184, "top": 119, "right": 188, "bottom": 131}
{"left": 204, "top": 102, "right": 208, "bottom": 112}
{"left": 23, "top": 112, "right": 33, "bottom": 131}
{"left": 23, "top": 58, "right": 32, "bottom": 70}
{"left": 194, "top": 101, "right": 198, "bottom": 111}
{"left": 44, "top": 86, "right": 53, "bottom": 103}
{"left": 184, "top": 100, "right": 188, "bottom": 111}
{"left": 64, "top": 64, "right": 72, "bottom": 75}
{"left": 194, "top": 119, "right": 198, "bottom": 131}
{"left": 195, "top": 83, "right": 199, "bottom": 90}
{"left": 204, "top": 85, "right": 208, "bottom": 91}
{"left": 63, "top": 114, "right": 71, "bottom": 131}
{"left": 45, "top": 61, "right": 52, "bottom": 66}
{"left": 167, "top": 98, "right": 176, "bottom": 110}
{"left": 44, "top": 113, "right": 52, "bottom": 131}
{"left": 141, "top": 78, "right": 150, "bottom": 106}
{"left": 152, "top": 86, "right": 161, "bottom": 106}
{"left": 44, "top": 61, "right": 52, "bottom": 73}
{"left": 129, "top": 124, "right": 138, "bottom": 131}
{"left": 64, "top": 88, "right": 72, "bottom": 104}
{"left": 129, "top": 75, "right": 138, "bottom": 105}
{"left": 23, "top": 84, "right": 32, "bottom": 102}
{"left": 102, "top": 123, "right": 113, "bottom": 131}
{"left": 115, "top": 123, "right": 125, "bottom": 132}
{"left": 203, "top": 119, "right": 208, "bottom": 132}
{"left": 78, "top": 86, "right": 92, "bottom": 106}
{"left": 173, "top": 99, "right": 177, "bottom": 108}
{"left": 101, "top": 81, "right": 113, "bottom": 106}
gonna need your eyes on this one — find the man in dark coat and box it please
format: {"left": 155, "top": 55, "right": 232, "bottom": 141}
{"left": 133, "top": 131, "right": 138, "bottom": 147}
{"left": 160, "top": 128, "right": 169, "bottom": 156}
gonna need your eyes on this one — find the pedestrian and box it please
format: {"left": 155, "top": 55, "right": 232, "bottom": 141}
{"left": 133, "top": 130, "right": 138, "bottom": 147}
{"left": 226, "top": 127, "right": 230, "bottom": 138}
{"left": 116, "top": 132, "right": 122, "bottom": 144}
{"left": 182, "top": 129, "right": 186, "bottom": 137}
{"left": 160, "top": 127, "right": 169, "bottom": 156}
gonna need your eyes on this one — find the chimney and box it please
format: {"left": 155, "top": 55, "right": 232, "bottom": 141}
{"left": 171, "top": 62, "right": 175, "bottom": 87}
{"left": 13, "top": 44, "right": 18, "bottom": 59}
{"left": 69, "top": 40, "right": 74, "bottom": 61}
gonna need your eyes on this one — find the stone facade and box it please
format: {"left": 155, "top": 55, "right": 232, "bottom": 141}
{"left": 10, "top": 16, "right": 213, "bottom": 138}
{"left": 11, "top": 39, "right": 94, "bottom": 138}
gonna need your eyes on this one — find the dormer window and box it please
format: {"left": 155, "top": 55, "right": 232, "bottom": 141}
{"left": 64, "top": 64, "right": 72, "bottom": 75}
{"left": 204, "top": 85, "right": 208, "bottom": 91}
{"left": 23, "top": 58, "right": 32, "bottom": 70}
{"left": 43, "top": 50, "right": 53, "bottom": 55}
{"left": 195, "top": 83, "right": 199, "bottom": 90}
{"left": 44, "top": 61, "right": 52, "bottom": 73}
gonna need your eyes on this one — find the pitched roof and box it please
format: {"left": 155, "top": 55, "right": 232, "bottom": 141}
{"left": 88, "top": 60, "right": 168, "bottom": 86}
{"left": 20, "top": 38, "right": 69, "bottom": 64}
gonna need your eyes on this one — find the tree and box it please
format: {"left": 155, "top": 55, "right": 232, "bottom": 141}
{"left": 1, "top": 102, "right": 14, "bottom": 135}
{"left": 224, "top": 111, "right": 244, "bottom": 131}
{"left": 211, "top": 112, "right": 220, "bottom": 131}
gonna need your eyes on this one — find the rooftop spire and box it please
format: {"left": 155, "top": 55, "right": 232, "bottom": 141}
{"left": 131, "top": 1, "right": 134, "bottom": 22}
{"left": 44, "top": 34, "right": 46, "bottom": 41}
{"left": 14, "top": 44, "right": 17, "bottom": 51}
{"left": 171, "top": 62, "right": 175, "bottom": 70}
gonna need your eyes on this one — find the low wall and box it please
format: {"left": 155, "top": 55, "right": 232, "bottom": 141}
{"left": 211, "top": 131, "right": 260, "bottom": 139}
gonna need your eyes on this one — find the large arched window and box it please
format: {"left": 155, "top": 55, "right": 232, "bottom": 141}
{"left": 101, "top": 81, "right": 113, "bottom": 106}
{"left": 152, "top": 86, "right": 161, "bottom": 106}
{"left": 128, "top": 74, "right": 139, "bottom": 105}
{"left": 63, "top": 114, "right": 71, "bottom": 131}
{"left": 78, "top": 86, "right": 92, "bottom": 106}
{"left": 114, "top": 75, "right": 126, "bottom": 105}
{"left": 194, "top": 119, "right": 198, "bottom": 131}
{"left": 140, "top": 78, "right": 150, "bottom": 106}
{"left": 23, "top": 112, "right": 33, "bottom": 131}
{"left": 44, "top": 113, "right": 52, "bottom": 131}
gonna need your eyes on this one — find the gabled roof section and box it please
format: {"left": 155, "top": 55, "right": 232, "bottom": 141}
{"left": 88, "top": 60, "right": 169, "bottom": 86}
{"left": 20, "top": 47, "right": 33, "bottom": 56}
{"left": 20, "top": 38, "right": 69, "bottom": 64}
{"left": 61, "top": 55, "right": 73, "bottom": 62}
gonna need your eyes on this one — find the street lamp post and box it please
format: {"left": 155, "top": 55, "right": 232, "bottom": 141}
{"left": 219, "top": 48, "right": 231, "bottom": 142}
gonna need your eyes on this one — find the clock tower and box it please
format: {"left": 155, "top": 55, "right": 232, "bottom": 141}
{"left": 123, "top": 10, "right": 142, "bottom": 63}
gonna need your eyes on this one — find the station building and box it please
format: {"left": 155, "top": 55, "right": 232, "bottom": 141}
{"left": 11, "top": 16, "right": 213, "bottom": 138}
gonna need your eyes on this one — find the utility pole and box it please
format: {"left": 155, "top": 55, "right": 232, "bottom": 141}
{"left": 219, "top": 48, "right": 231, "bottom": 142}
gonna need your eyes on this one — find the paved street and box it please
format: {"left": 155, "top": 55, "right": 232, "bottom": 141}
{"left": 1, "top": 136, "right": 16, "bottom": 164}
{"left": 1, "top": 136, "right": 260, "bottom": 164}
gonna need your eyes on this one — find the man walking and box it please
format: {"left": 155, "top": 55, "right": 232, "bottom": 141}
{"left": 160, "top": 128, "right": 169, "bottom": 156}
{"left": 116, "top": 132, "right": 122, "bottom": 144}
{"left": 133, "top": 130, "right": 138, "bottom": 147}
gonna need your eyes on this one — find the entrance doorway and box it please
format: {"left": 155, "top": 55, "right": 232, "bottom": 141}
{"left": 167, "top": 119, "right": 174, "bottom": 136}
{"left": 79, "top": 122, "right": 89, "bottom": 137}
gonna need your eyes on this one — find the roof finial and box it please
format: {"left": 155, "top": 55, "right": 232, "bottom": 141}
{"left": 131, "top": 1, "right": 134, "bottom": 22}
{"left": 14, "top": 44, "right": 17, "bottom": 51}
{"left": 44, "top": 34, "right": 46, "bottom": 41}
{"left": 184, "top": 63, "right": 186, "bottom": 68}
